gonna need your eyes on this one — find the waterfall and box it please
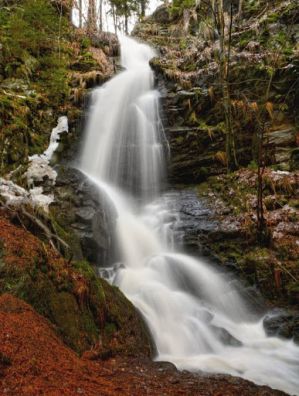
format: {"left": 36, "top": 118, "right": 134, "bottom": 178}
{"left": 80, "top": 36, "right": 299, "bottom": 396}
{"left": 81, "top": 37, "right": 166, "bottom": 200}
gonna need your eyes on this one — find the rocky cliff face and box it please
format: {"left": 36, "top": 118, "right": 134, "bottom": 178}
{"left": 134, "top": 1, "right": 299, "bottom": 183}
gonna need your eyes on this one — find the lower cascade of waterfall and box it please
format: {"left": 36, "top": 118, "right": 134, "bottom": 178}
{"left": 79, "top": 36, "right": 299, "bottom": 396}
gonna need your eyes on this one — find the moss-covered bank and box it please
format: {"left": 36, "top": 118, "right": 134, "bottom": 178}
{"left": 0, "top": 0, "right": 118, "bottom": 177}
{"left": 196, "top": 168, "right": 298, "bottom": 307}
{"left": 0, "top": 211, "right": 152, "bottom": 356}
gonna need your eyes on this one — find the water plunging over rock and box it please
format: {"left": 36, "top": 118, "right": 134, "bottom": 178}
{"left": 79, "top": 36, "right": 299, "bottom": 396}
{"left": 80, "top": 37, "right": 167, "bottom": 201}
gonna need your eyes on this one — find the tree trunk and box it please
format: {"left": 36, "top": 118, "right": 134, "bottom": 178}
{"left": 98, "top": 0, "right": 103, "bottom": 31}
{"left": 215, "top": 0, "right": 238, "bottom": 171}
{"left": 112, "top": 5, "right": 117, "bottom": 34}
{"left": 256, "top": 122, "right": 267, "bottom": 244}
{"left": 141, "top": 0, "right": 146, "bottom": 17}
{"left": 51, "top": 0, "right": 73, "bottom": 20}
{"left": 238, "top": 0, "right": 244, "bottom": 19}
{"left": 78, "top": 0, "right": 82, "bottom": 28}
{"left": 87, "top": 0, "right": 97, "bottom": 34}
{"left": 124, "top": 13, "right": 128, "bottom": 34}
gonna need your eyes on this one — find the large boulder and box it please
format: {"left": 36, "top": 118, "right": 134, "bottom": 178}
{"left": 50, "top": 167, "right": 117, "bottom": 267}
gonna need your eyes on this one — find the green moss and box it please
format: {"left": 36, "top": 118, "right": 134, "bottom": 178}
{"left": 81, "top": 37, "right": 91, "bottom": 49}
{"left": 0, "top": 0, "right": 72, "bottom": 175}
{"left": 196, "top": 167, "right": 209, "bottom": 179}
{"left": 49, "top": 206, "right": 82, "bottom": 260}
{"left": 175, "top": 136, "right": 184, "bottom": 144}
{"left": 99, "top": 279, "right": 153, "bottom": 356}
{"left": 289, "top": 199, "right": 299, "bottom": 209}
{"left": 266, "top": 12, "right": 280, "bottom": 23}
{"left": 104, "top": 322, "right": 117, "bottom": 337}
{"left": 197, "top": 182, "right": 209, "bottom": 195}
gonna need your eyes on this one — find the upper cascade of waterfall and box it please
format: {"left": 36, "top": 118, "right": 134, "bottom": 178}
{"left": 120, "top": 36, "right": 156, "bottom": 70}
{"left": 80, "top": 36, "right": 166, "bottom": 201}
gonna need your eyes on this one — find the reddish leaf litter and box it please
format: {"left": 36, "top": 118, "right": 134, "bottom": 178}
{"left": 0, "top": 294, "right": 286, "bottom": 396}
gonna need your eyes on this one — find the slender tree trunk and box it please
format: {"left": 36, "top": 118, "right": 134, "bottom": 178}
{"left": 78, "top": 0, "right": 82, "bottom": 28}
{"left": 257, "top": 122, "right": 266, "bottom": 243}
{"left": 215, "top": 0, "right": 238, "bottom": 171}
{"left": 87, "top": 0, "right": 97, "bottom": 33}
{"left": 256, "top": 66, "right": 273, "bottom": 245}
{"left": 112, "top": 5, "right": 117, "bottom": 34}
{"left": 99, "top": 0, "right": 103, "bottom": 31}
{"left": 124, "top": 13, "right": 128, "bottom": 34}
{"left": 141, "top": 0, "right": 146, "bottom": 17}
{"left": 238, "top": 0, "right": 244, "bottom": 20}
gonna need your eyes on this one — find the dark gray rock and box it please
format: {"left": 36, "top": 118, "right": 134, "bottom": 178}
{"left": 51, "top": 167, "right": 117, "bottom": 267}
{"left": 263, "top": 309, "right": 299, "bottom": 344}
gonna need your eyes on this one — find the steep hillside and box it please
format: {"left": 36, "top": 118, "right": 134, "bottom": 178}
{"left": 0, "top": 0, "right": 117, "bottom": 177}
{"left": 0, "top": 0, "right": 152, "bottom": 363}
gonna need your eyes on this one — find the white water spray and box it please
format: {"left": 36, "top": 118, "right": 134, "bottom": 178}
{"left": 80, "top": 36, "right": 299, "bottom": 395}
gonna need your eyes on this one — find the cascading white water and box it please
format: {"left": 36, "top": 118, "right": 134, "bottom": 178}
{"left": 82, "top": 37, "right": 166, "bottom": 200}
{"left": 80, "top": 36, "right": 299, "bottom": 395}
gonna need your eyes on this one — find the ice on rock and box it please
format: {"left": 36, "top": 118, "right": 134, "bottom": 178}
{"left": 0, "top": 117, "right": 68, "bottom": 211}
{"left": 0, "top": 179, "right": 29, "bottom": 206}
{"left": 26, "top": 116, "right": 68, "bottom": 187}
{"left": 42, "top": 115, "right": 68, "bottom": 162}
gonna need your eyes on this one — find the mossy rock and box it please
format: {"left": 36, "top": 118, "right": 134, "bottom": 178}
{"left": 99, "top": 279, "right": 153, "bottom": 357}
{"left": 0, "top": 215, "right": 152, "bottom": 357}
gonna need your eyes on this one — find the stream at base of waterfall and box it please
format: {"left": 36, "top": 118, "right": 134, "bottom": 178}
{"left": 79, "top": 36, "right": 299, "bottom": 396}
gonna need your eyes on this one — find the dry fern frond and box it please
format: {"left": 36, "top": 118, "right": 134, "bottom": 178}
{"left": 265, "top": 101, "right": 274, "bottom": 119}
{"left": 215, "top": 151, "right": 227, "bottom": 166}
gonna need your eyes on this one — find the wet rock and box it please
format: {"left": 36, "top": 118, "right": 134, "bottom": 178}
{"left": 263, "top": 309, "right": 299, "bottom": 344}
{"left": 154, "top": 361, "right": 177, "bottom": 372}
{"left": 168, "top": 189, "right": 218, "bottom": 254}
{"left": 51, "top": 167, "right": 117, "bottom": 266}
{"left": 211, "top": 325, "right": 242, "bottom": 347}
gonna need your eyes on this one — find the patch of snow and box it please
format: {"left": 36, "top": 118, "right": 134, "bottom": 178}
{"left": 0, "top": 179, "right": 53, "bottom": 211}
{"left": 30, "top": 187, "right": 54, "bottom": 209}
{"left": 27, "top": 155, "right": 57, "bottom": 188}
{"left": 1, "top": 116, "right": 68, "bottom": 212}
{"left": 27, "top": 116, "right": 68, "bottom": 188}
{"left": 274, "top": 170, "right": 290, "bottom": 175}
{"left": 41, "top": 115, "right": 68, "bottom": 162}
{"left": 0, "top": 179, "right": 28, "bottom": 206}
